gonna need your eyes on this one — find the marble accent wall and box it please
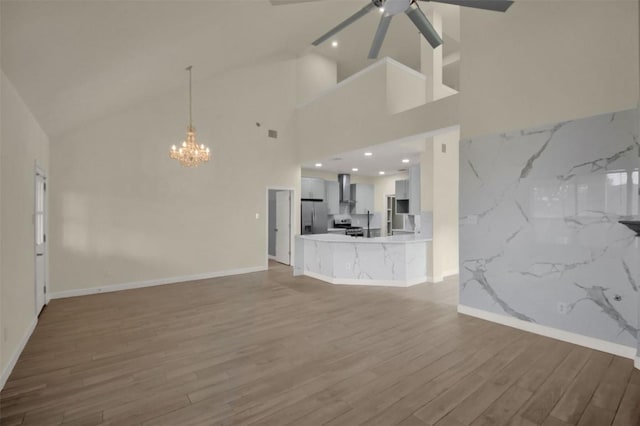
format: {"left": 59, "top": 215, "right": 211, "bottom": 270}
{"left": 460, "top": 108, "right": 640, "bottom": 351}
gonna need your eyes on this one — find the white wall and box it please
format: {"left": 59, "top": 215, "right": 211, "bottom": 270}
{"left": 420, "top": 129, "right": 459, "bottom": 281}
{"left": 50, "top": 59, "right": 301, "bottom": 294}
{"left": 432, "top": 131, "right": 459, "bottom": 278}
{"left": 460, "top": 0, "right": 639, "bottom": 139}
{"left": 1, "top": 71, "right": 50, "bottom": 382}
{"left": 296, "top": 53, "right": 337, "bottom": 106}
{"left": 373, "top": 173, "right": 407, "bottom": 213}
{"left": 386, "top": 60, "right": 426, "bottom": 114}
{"left": 296, "top": 58, "right": 459, "bottom": 163}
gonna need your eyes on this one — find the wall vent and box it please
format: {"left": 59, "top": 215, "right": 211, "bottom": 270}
{"left": 268, "top": 130, "right": 278, "bottom": 139}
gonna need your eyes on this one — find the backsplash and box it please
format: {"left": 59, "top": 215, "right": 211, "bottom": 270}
{"left": 459, "top": 108, "right": 639, "bottom": 351}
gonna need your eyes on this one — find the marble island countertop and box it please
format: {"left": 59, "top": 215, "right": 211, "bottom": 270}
{"left": 299, "top": 233, "right": 431, "bottom": 244}
{"left": 327, "top": 227, "right": 381, "bottom": 232}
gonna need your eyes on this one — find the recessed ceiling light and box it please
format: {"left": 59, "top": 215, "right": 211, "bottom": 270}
{"left": 352, "top": 168, "right": 359, "bottom": 172}
{"left": 364, "top": 152, "right": 373, "bottom": 157}
{"left": 379, "top": 7, "right": 385, "bottom": 13}
{"left": 331, "top": 40, "right": 339, "bottom": 48}
{"left": 379, "top": 171, "right": 385, "bottom": 175}
{"left": 402, "top": 159, "right": 410, "bottom": 163}
{"left": 315, "top": 163, "right": 322, "bottom": 167}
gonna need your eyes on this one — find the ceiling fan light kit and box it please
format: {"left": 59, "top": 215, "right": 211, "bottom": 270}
{"left": 300, "top": 0, "right": 513, "bottom": 59}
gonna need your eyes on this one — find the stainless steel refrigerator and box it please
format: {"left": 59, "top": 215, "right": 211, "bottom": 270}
{"left": 301, "top": 201, "right": 329, "bottom": 234}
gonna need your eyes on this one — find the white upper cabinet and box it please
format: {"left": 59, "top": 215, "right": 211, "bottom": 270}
{"left": 395, "top": 179, "right": 410, "bottom": 200}
{"left": 301, "top": 177, "right": 326, "bottom": 200}
{"left": 325, "top": 181, "right": 340, "bottom": 214}
{"left": 395, "top": 165, "right": 421, "bottom": 215}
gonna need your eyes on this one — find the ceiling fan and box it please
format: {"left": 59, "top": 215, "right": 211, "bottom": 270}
{"left": 272, "top": 0, "right": 513, "bottom": 59}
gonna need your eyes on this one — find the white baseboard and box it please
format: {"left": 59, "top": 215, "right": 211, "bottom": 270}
{"left": 268, "top": 255, "right": 277, "bottom": 261}
{"left": 427, "top": 270, "right": 458, "bottom": 283}
{"left": 304, "top": 271, "right": 426, "bottom": 288}
{"left": 442, "top": 269, "right": 459, "bottom": 278}
{"left": 1, "top": 316, "right": 38, "bottom": 391}
{"left": 49, "top": 266, "right": 267, "bottom": 300}
{"left": 636, "top": 357, "right": 639, "bottom": 369}
{"left": 458, "top": 305, "right": 637, "bottom": 361}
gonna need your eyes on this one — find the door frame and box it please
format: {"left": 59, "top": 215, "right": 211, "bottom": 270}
{"left": 34, "top": 163, "right": 48, "bottom": 314}
{"left": 265, "top": 187, "right": 295, "bottom": 267}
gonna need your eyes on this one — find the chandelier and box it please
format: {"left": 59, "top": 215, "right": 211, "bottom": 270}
{"left": 170, "top": 66, "right": 210, "bottom": 167}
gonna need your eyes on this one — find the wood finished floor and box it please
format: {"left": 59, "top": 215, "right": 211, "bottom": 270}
{"left": 1, "top": 262, "right": 638, "bottom": 426}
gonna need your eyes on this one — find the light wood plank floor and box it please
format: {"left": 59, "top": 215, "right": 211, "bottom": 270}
{"left": 1, "top": 263, "right": 638, "bottom": 425}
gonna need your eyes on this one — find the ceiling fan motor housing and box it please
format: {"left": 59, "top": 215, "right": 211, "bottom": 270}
{"left": 374, "top": 0, "right": 413, "bottom": 16}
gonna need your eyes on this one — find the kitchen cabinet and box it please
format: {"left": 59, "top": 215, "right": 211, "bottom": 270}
{"left": 395, "top": 165, "right": 421, "bottom": 215}
{"left": 395, "top": 179, "right": 409, "bottom": 200}
{"left": 325, "top": 181, "right": 340, "bottom": 215}
{"left": 395, "top": 179, "right": 410, "bottom": 214}
{"left": 350, "top": 183, "right": 374, "bottom": 214}
{"left": 301, "top": 177, "right": 325, "bottom": 200}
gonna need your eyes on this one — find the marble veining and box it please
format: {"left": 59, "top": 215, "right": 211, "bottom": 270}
{"left": 623, "top": 260, "right": 639, "bottom": 292}
{"left": 460, "top": 108, "right": 640, "bottom": 351}
{"left": 519, "top": 122, "right": 568, "bottom": 179}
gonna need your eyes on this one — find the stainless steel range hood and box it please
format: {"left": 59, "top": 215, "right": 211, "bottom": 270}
{"left": 338, "top": 174, "right": 351, "bottom": 203}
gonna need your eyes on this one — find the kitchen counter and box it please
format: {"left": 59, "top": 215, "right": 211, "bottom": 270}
{"left": 327, "top": 227, "right": 381, "bottom": 231}
{"left": 294, "top": 233, "right": 431, "bottom": 287}
{"left": 299, "top": 233, "right": 429, "bottom": 244}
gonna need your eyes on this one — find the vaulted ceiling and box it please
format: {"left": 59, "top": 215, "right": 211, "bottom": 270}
{"left": 1, "top": 0, "right": 459, "bottom": 138}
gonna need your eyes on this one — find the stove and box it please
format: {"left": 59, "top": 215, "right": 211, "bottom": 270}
{"left": 344, "top": 227, "right": 364, "bottom": 237}
{"left": 333, "top": 217, "right": 364, "bottom": 237}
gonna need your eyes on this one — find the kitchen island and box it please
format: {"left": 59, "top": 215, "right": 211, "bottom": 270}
{"left": 294, "top": 233, "right": 431, "bottom": 287}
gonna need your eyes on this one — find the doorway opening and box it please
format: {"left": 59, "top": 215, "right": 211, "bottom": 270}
{"left": 267, "top": 188, "right": 294, "bottom": 267}
{"left": 386, "top": 194, "right": 405, "bottom": 236}
{"left": 34, "top": 165, "right": 47, "bottom": 315}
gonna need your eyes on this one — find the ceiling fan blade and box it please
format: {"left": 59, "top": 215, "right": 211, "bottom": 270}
{"left": 270, "top": 0, "right": 323, "bottom": 5}
{"left": 421, "top": 0, "right": 513, "bottom": 12}
{"left": 312, "top": 2, "right": 376, "bottom": 46}
{"left": 405, "top": 6, "right": 442, "bottom": 48}
{"left": 368, "top": 14, "right": 393, "bottom": 59}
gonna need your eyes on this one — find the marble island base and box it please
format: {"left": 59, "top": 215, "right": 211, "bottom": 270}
{"left": 294, "top": 234, "right": 431, "bottom": 287}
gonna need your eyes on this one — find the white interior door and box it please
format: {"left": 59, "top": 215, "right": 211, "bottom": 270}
{"left": 35, "top": 170, "right": 47, "bottom": 314}
{"left": 275, "top": 191, "right": 291, "bottom": 265}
